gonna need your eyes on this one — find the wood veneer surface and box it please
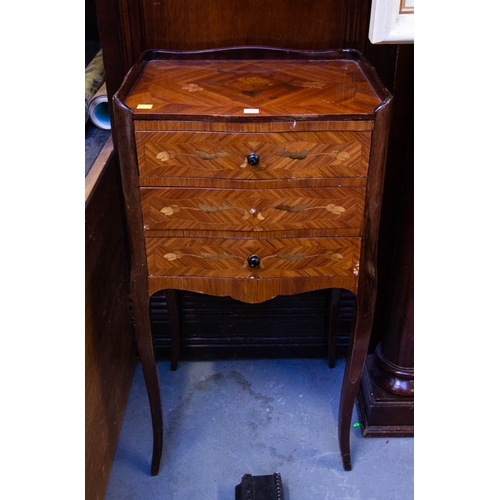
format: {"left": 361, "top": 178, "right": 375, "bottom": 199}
{"left": 140, "top": 187, "right": 365, "bottom": 232}
{"left": 146, "top": 236, "right": 361, "bottom": 279}
{"left": 135, "top": 130, "right": 372, "bottom": 180}
{"left": 137, "top": 0, "right": 361, "bottom": 52}
{"left": 125, "top": 59, "right": 382, "bottom": 119}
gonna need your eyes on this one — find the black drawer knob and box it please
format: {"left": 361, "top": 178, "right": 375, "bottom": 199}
{"left": 248, "top": 255, "right": 260, "bottom": 268}
{"left": 247, "top": 152, "right": 260, "bottom": 166}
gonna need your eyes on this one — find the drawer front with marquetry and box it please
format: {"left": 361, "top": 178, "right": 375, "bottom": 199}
{"left": 135, "top": 131, "right": 372, "bottom": 180}
{"left": 145, "top": 237, "right": 361, "bottom": 279}
{"left": 140, "top": 187, "right": 366, "bottom": 232}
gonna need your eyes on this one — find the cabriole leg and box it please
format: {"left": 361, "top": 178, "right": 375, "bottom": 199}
{"left": 338, "top": 286, "right": 375, "bottom": 470}
{"left": 132, "top": 288, "right": 163, "bottom": 476}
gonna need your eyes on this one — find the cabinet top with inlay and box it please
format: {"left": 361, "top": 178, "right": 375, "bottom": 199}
{"left": 118, "top": 48, "right": 388, "bottom": 121}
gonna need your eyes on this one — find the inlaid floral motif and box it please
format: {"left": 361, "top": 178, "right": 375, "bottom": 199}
{"left": 182, "top": 83, "right": 203, "bottom": 92}
{"left": 275, "top": 149, "right": 350, "bottom": 162}
{"left": 276, "top": 252, "right": 307, "bottom": 261}
{"left": 196, "top": 150, "right": 230, "bottom": 160}
{"left": 326, "top": 252, "right": 344, "bottom": 261}
{"left": 155, "top": 149, "right": 229, "bottom": 163}
{"left": 274, "top": 203, "right": 308, "bottom": 213}
{"left": 274, "top": 203, "right": 346, "bottom": 215}
{"left": 162, "top": 250, "right": 344, "bottom": 265}
{"left": 156, "top": 151, "right": 176, "bottom": 162}
{"left": 164, "top": 251, "right": 235, "bottom": 262}
{"left": 242, "top": 209, "right": 265, "bottom": 220}
{"left": 276, "top": 149, "right": 310, "bottom": 160}
{"left": 159, "top": 201, "right": 346, "bottom": 221}
{"left": 160, "top": 202, "right": 252, "bottom": 220}
{"left": 238, "top": 76, "right": 270, "bottom": 85}
{"left": 336, "top": 151, "right": 350, "bottom": 161}
{"left": 301, "top": 81, "right": 326, "bottom": 89}
{"left": 353, "top": 261, "right": 360, "bottom": 276}
{"left": 160, "top": 205, "right": 180, "bottom": 216}
{"left": 198, "top": 203, "right": 233, "bottom": 213}
{"left": 154, "top": 147, "right": 351, "bottom": 165}
{"left": 200, "top": 252, "right": 233, "bottom": 260}
{"left": 325, "top": 204, "right": 346, "bottom": 215}
{"left": 163, "top": 251, "right": 233, "bottom": 261}
{"left": 163, "top": 252, "right": 183, "bottom": 261}
{"left": 273, "top": 251, "right": 344, "bottom": 262}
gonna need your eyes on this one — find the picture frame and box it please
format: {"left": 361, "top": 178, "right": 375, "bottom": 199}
{"left": 369, "top": 0, "right": 414, "bottom": 44}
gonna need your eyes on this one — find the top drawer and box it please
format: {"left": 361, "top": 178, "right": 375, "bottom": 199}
{"left": 135, "top": 131, "right": 371, "bottom": 180}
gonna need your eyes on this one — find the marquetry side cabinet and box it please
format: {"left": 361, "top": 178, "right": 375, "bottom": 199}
{"left": 113, "top": 47, "right": 392, "bottom": 474}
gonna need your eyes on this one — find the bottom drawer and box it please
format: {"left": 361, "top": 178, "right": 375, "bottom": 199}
{"left": 146, "top": 237, "right": 360, "bottom": 279}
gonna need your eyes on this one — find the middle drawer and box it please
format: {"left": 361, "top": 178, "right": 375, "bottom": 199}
{"left": 140, "top": 187, "right": 365, "bottom": 232}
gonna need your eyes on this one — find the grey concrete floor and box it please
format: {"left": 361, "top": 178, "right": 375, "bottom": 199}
{"left": 105, "top": 358, "right": 414, "bottom": 500}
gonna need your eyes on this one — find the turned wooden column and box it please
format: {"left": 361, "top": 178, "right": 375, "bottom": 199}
{"left": 371, "top": 153, "right": 413, "bottom": 401}
{"left": 357, "top": 44, "right": 414, "bottom": 436}
{"left": 371, "top": 238, "right": 413, "bottom": 399}
{"left": 356, "top": 177, "right": 414, "bottom": 435}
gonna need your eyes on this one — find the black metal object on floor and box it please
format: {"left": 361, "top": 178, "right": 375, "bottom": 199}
{"left": 235, "top": 473, "right": 284, "bottom": 500}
